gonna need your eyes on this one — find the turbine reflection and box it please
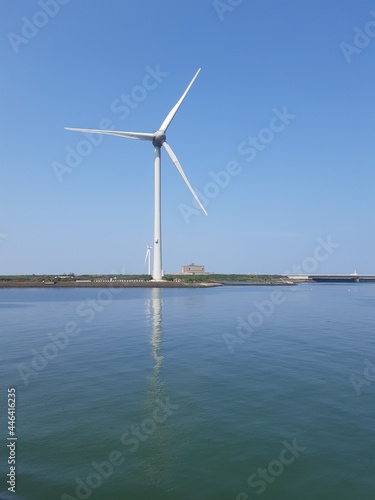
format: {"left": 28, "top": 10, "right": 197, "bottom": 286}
{"left": 141, "top": 288, "right": 173, "bottom": 484}
{"left": 148, "top": 287, "right": 164, "bottom": 390}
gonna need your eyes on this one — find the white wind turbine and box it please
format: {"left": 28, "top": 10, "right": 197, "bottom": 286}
{"left": 144, "top": 242, "right": 152, "bottom": 276}
{"left": 65, "top": 68, "right": 207, "bottom": 281}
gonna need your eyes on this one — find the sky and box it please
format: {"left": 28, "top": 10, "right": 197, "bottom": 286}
{"left": 1, "top": 0, "right": 374, "bottom": 275}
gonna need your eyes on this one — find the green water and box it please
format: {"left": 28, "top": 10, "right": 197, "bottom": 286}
{"left": 0, "top": 284, "right": 374, "bottom": 499}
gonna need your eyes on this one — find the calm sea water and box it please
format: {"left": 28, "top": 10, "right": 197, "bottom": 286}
{"left": 0, "top": 284, "right": 374, "bottom": 500}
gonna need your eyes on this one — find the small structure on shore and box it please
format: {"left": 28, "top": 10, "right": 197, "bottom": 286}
{"left": 181, "top": 263, "right": 205, "bottom": 275}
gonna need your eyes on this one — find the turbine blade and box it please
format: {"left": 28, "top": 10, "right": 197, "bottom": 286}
{"left": 144, "top": 249, "right": 149, "bottom": 265}
{"left": 162, "top": 142, "right": 207, "bottom": 216}
{"left": 65, "top": 127, "right": 153, "bottom": 141}
{"left": 159, "top": 68, "right": 201, "bottom": 133}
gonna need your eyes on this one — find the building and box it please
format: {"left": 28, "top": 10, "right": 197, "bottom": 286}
{"left": 181, "top": 263, "right": 205, "bottom": 275}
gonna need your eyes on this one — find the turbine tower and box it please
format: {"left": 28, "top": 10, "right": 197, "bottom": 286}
{"left": 144, "top": 243, "right": 152, "bottom": 276}
{"left": 65, "top": 69, "right": 207, "bottom": 281}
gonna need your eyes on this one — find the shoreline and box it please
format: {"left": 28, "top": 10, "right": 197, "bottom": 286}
{"left": 0, "top": 280, "right": 296, "bottom": 289}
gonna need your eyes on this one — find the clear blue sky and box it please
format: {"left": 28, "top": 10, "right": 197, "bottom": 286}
{"left": 1, "top": 0, "right": 374, "bottom": 275}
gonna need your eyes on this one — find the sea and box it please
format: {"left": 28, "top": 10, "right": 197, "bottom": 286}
{"left": 0, "top": 283, "right": 374, "bottom": 500}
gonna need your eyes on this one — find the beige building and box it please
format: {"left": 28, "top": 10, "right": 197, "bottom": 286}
{"left": 181, "top": 263, "right": 205, "bottom": 274}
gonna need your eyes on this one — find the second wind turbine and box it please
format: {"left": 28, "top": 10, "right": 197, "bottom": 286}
{"left": 66, "top": 68, "right": 207, "bottom": 281}
{"left": 144, "top": 243, "right": 152, "bottom": 276}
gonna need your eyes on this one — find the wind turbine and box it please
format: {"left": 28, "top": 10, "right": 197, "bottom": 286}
{"left": 65, "top": 68, "right": 207, "bottom": 281}
{"left": 144, "top": 242, "right": 152, "bottom": 276}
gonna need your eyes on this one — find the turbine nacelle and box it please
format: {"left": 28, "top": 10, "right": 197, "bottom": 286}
{"left": 152, "top": 131, "right": 166, "bottom": 148}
